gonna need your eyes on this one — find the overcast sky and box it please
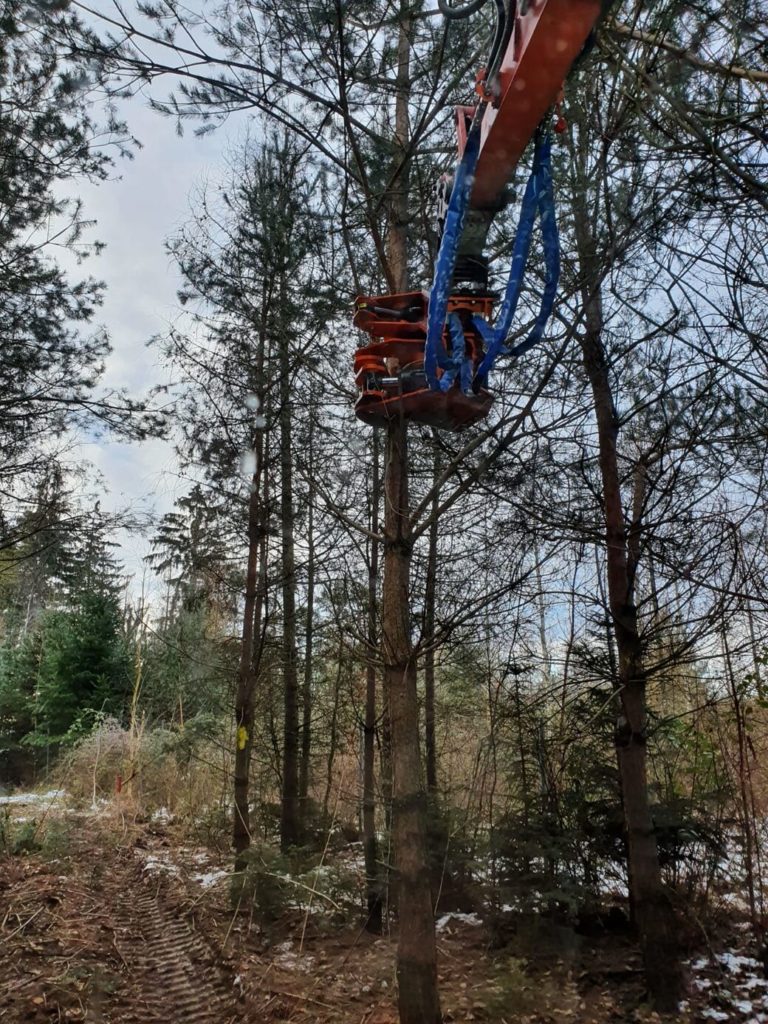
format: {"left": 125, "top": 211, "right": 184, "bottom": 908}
{"left": 68, "top": 92, "right": 238, "bottom": 599}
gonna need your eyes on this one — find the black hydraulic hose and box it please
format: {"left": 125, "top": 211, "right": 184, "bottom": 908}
{"left": 437, "top": 0, "right": 488, "bottom": 20}
{"left": 500, "top": 0, "right": 517, "bottom": 61}
{"left": 484, "top": 0, "right": 506, "bottom": 78}
{"left": 439, "top": 0, "right": 513, "bottom": 89}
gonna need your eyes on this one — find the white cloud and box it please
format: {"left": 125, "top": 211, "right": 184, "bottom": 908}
{"left": 61, "top": 95, "right": 240, "bottom": 595}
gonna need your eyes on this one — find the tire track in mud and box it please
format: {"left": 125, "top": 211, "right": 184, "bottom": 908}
{"left": 114, "top": 860, "right": 238, "bottom": 1024}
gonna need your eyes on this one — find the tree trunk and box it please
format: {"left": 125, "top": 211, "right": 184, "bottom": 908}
{"left": 423, "top": 443, "right": 439, "bottom": 794}
{"left": 576, "top": 237, "right": 682, "bottom": 1009}
{"left": 380, "top": 698, "right": 393, "bottom": 834}
{"left": 380, "top": 5, "right": 441, "bottom": 1018}
{"left": 722, "top": 626, "right": 758, "bottom": 926}
{"left": 279, "top": 314, "right": 300, "bottom": 851}
{"left": 233, "top": 311, "right": 268, "bottom": 877}
{"left": 322, "top": 647, "right": 343, "bottom": 820}
{"left": 383, "top": 419, "right": 442, "bottom": 1024}
{"left": 299, "top": 410, "right": 316, "bottom": 818}
{"left": 364, "top": 429, "right": 383, "bottom": 933}
{"left": 233, "top": 469, "right": 261, "bottom": 872}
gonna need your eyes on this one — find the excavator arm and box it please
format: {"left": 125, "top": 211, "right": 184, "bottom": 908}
{"left": 468, "top": 0, "right": 601, "bottom": 207}
{"left": 354, "top": 0, "right": 604, "bottom": 430}
{"left": 452, "top": 0, "right": 601, "bottom": 284}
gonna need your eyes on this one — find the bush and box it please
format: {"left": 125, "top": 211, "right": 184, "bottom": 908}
{"left": 476, "top": 954, "right": 578, "bottom": 1021}
{"left": 56, "top": 715, "right": 230, "bottom": 824}
{"left": 231, "top": 842, "right": 364, "bottom": 929}
{"left": 0, "top": 807, "right": 73, "bottom": 859}
{"left": 231, "top": 843, "right": 296, "bottom": 923}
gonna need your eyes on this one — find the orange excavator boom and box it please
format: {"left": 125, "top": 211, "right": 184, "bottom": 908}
{"left": 353, "top": 0, "right": 606, "bottom": 431}
{"left": 467, "top": 0, "right": 602, "bottom": 211}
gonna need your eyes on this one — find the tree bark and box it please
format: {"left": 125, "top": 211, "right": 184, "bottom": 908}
{"left": 279, "top": 312, "right": 300, "bottom": 851}
{"left": 322, "top": 645, "right": 343, "bottom": 821}
{"left": 383, "top": 418, "right": 442, "bottom": 1024}
{"left": 423, "top": 443, "right": 440, "bottom": 794}
{"left": 233, "top": 306, "right": 268, "bottom": 877}
{"left": 364, "top": 429, "right": 383, "bottom": 933}
{"left": 233, "top": 469, "right": 261, "bottom": 872}
{"left": 380, "top": 698, "right": 393, "bottom": 834}
{"left": 299, "top": 410, "right": 316, "bottom": 818}
{"left": 576, "top": 205, "right": 682, "bottom": 1008}
{"left": 722, "top": 626, "right": 758, "bottom": 926}
{"left": 380, "top": 5, "right": 441, "bottom": 1018}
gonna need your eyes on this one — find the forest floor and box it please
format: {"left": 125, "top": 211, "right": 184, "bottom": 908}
{"left": 0, "top": 794, "right": 766, "bottom": 1024}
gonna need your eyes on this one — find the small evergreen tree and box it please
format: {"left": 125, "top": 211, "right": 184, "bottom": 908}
{"left": 0, "top": 512, "right": 132, "bottom": 777}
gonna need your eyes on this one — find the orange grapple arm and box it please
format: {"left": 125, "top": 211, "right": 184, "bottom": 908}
{"left": 461, "top": 0, "right": 603, "bottom": 210}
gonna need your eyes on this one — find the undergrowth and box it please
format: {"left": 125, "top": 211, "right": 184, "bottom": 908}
{"left": 0, "top": 808, "right": 74, "bottom": 860}
{"left": 230, "top": 841, "right": 363, "bottom": 929}
{"left": 57, "top": 716, "right": 231, "bottom": 822}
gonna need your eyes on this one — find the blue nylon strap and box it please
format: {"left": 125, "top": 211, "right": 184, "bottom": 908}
{"left": 435, "top": 312, "right": 474, "bottom": 393}
{"left": 460, "top": 327, "right": 474, "bottom": 394}
{"left": 474, "top": 148, "right": 541, "bottom": 382}
{"left": 425, "top": 127, "right": 560, "bottom": 395}
{"left": 474, "top": 132, "right": 560, "bottom": 387}
{"left": 505, "top": 133, "right": 560, "bottom": 361}
{"left": 424, "top": 126, "right": 483, "bottom": 390}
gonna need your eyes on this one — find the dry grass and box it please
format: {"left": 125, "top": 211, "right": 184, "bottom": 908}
{"left": 55, "top": 718, "right": 232, "bottom": 823}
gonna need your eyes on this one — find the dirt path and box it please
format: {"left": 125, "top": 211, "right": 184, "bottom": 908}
{"left": 112, "top": 857, "right": 236, "bottom": 1024}
{"left": 5, "top": 812, "right": 762, "bottom": 1024}
{"left": 0, "top": 833, "right": 242, "bottom": 1023}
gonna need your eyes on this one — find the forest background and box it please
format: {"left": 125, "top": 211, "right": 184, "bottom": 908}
{"left": 1, "top": 0, "right": 767, "bottom": 1021}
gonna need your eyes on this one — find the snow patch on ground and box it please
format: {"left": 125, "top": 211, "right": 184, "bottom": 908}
{"left": 717, "top": 952, "right": 759, "bottom": 972}
{"left": 135, "top": 848, "right": 181, "bottom": 877}
{"left": 0, "top": 789, "right": 65, "bottom": 806}
{"left": 688, "top": 945, "right": 768, "bottom": 1021}
{"left": 142, "top": 855, "right": 181, "bottom": 877}
{"left": 191, "top": 869, "right": 229, "bottom": 890}
{"left": 135, "top": 845, "right": 231, "bottom": 889}
{"left": 436, "top": 912, "right": 483, "bottom": 932}
{"left": 274, "top": 940, "right": 315, "bottom": 973}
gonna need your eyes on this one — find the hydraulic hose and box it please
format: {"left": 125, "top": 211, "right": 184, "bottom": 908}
{"left": 437, "top": 0, "right": 488, "bottom": 20}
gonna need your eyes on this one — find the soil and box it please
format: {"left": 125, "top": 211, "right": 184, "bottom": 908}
{"left": 0, "top": 824, "right": 236, "bottom": 1023}
{"left": 0, "top": 808, "right": 757, "bottom": 1023}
